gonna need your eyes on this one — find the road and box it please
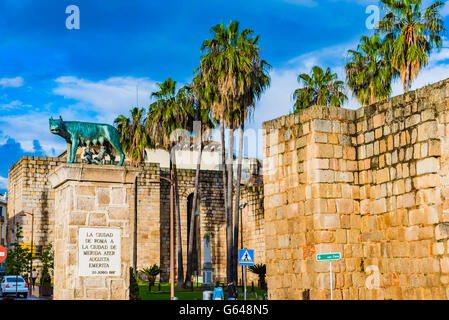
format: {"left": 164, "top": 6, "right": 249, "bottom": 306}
{"left": 1, "top": 286, "right": 52, "bottom": 301}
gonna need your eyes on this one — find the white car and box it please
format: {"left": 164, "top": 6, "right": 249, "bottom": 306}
{"left": 1, "top": 276, "right": 28, "bottom": 298}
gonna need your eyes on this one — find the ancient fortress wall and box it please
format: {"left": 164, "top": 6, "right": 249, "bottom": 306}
{"left": 263, "top": 78, "right": 449, "bottom": 300}
{"left": 7, "top": 157, "right": 163, "bottom": 271}
{"left": 8, "top": 156, "right": 264, "bottom": 284}
{"left": 7, "top": 156, "right": 62, "bottom": 247}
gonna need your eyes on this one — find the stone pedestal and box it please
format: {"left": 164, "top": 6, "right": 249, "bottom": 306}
{"left": 49, "top": 163, "right": 140, "bottom": 300}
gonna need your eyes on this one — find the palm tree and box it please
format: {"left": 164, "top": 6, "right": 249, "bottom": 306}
{"left": 346, "top": 34, "right": 397, "bottom": 106}
{"left": 140, "top": 264, "right": 162, "bottom": 292}
{"left": 198, "top": 20, "right": 267, "bottom": 283}
{"left": 148, "top": 77, "right": 189, "bottom": 288}
{"left": 184, "top": 73, "right": 216, "bottom": 287}
{"left": 114, "top": 108, "right": 153, "bottom": 278}
{"left": 114, "top": 107, "right": 152, "bottom": 165}
{"left": 293, "top": 66, "right": 347, "bottom": 113}
{"left": 232, "top": 43, "right": 271, "bottom": 283}
{"left": 378, "top": 0, "right": 445, "bottom": 93}
{"left": 248, "top": 264, "right": 266, "bottom": 290}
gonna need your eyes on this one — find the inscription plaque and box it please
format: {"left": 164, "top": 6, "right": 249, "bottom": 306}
{"left": 78, "top": 227, "right": 121, "bottom": 276}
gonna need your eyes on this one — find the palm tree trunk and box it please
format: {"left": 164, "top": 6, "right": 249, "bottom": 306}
{"left": 403, "top": 64, "right": 410, "bottom": 93}
{"left": 405, "top": 75, "right": 410, "bottom": 93}
{"left": 220, "top": 118, "right": 230, "bottom": 283}
{"left": 169, "top": 158, "right": 175, "bottom": 288}
{"left": 172, "top": 150, "right": 184, "bottom": 288}
{"left": 369, "top": 83, "right": 375, "bottom": 105}
{"left": 133, "top": 175, "right": 138, "bottom": 279}
{"left": 226, "top": 127, "right": 234, "bottom": 283}
{"left": 185, "top": 141, "right": 203, "bottom": 287}
{"left": 233, "top": 123, "right": 244, "bottom": 283}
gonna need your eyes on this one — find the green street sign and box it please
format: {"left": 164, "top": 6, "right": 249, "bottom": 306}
{"left": 316, "top": 253, "right": 341, "bottom": 261}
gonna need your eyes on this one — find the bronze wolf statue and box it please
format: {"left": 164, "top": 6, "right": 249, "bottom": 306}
{"left": 49, "top": 116, "right": 125, "bottom": 166}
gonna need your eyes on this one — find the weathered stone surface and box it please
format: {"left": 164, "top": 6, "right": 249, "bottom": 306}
{"left": 262, "top": 78, "right": 449, "bottom": 300}
{"left": 87, "top": 212, "right": 107, "bottom": 226}
{"left": 435, "top": 224, "right": 449, "bottom": 241}
{"left": 97, "top": 188, "right": 111, "bottom": 206}
{"left": 49, "top": 166, "right": 139, "bottom": 300}
{"left": 311, "top": 119, "right": 332, "bottom": 133}
{"left": 417, "top": 158, "right": 439, "bottom": 175}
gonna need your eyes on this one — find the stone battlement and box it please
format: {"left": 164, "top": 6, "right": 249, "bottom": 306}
{"left": 263, "top": 78, "right": 449, "bottom": 300}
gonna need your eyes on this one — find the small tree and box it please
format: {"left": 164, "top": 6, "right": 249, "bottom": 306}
{"left": 5, "top": 223, "right": 31, "bottom": 277}
{"left": 38, "top": 244, "right": 54, "bottom": 286}
{"left": 140, "top": 264, "right": 162, "bottom": 292}
{"left": 129, "top": 267, "right": 140, "bottom": 300}
{"left": 248, "top": 264, "right": 267, "bottom": 290}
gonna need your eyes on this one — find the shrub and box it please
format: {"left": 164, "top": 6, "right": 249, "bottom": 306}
{"left": 129, "top": 267, "right": 140, "bottom": 300}
{"left": 248, "top": 264, "right": 267, "bottom": 290}
{"left": 39, "top": 244, "right": 54, "bottom": 286}
{"left": 140, "top": 264, "right": 162, "bottom": 292}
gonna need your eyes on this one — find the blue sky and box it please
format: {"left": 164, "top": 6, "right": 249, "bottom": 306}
{"left": 0, "top": 0, "right": 448, "bottom": 193}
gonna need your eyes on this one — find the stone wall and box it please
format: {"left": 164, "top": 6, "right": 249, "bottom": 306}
{"left": 0, "top": 199, "right": 6, "bottom": 246}
{"left": 7, "top": 156, "right": 62, "bottom": 249}
{"left": 240, "top": 179, "right": 265, "bottom": 284}
{"left": 8, "top": 156, "right": 264, "bottom": 284}
{"left": 158, "top": 168, "right": 227, "bottom": 282}
{"left": 263, "top": 78, "right": 449, "bottom": 300}
{"left": 135, "top": 164, "right": 162, "bottom": 271}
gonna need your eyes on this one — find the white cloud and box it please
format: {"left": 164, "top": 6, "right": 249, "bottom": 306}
{"left": 0, "top": 176, "right": 7, "bottom": 189}
{"left": 0, "top": 76, "right": 162, "bottom": 158}
{"left": 0, "top": 76, "right": 24, "bottom": 88}
{"left": 0, "top": 100, "right": 31, "bottom": 110}
{"left": 252, "top": 38, "right": 360, "bottom": 129}
{"left": 254, "top": 34, "right": 449, "bottom": 128}
{"left": 429, "top": 39, "right": 449, "bottom": 63}
{"left": 391, "top": 63, "right": 449, "bottom": 96}
{"left": 53, "top": 76, "right": 158, "bottom": 124}
{"left": 0, "top": 111, "right": 63, "bottom": 155}
{"left": 0, "top": 75, "right": 158, "bottom": 156}
{"left": 248, "top": 33, "right": 449, "bottom": 159}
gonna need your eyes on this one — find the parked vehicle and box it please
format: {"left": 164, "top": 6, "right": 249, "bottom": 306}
{"left": 1, "top": 276, "right": 28, "bottom": 298}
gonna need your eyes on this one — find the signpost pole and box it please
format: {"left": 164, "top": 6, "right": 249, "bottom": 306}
{"left": 316, "top": 252, "right": 341, "bottom": 301}
{"left": 244, "top": 265, "right": 247, "bottom": 301}
{"left": 330, "top": 261, "right": 333, "bottom": 301}
{"left": 238, "top": 248, "right": 254, "bottom": 301}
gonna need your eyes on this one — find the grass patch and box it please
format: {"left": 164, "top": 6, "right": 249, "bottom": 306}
{"left": 137, "top": 281, "right": 267, "bottom": 300}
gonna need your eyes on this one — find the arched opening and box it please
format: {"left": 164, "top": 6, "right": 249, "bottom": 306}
{"left": 187, "top": 193, "right": 201, "bottom": 274}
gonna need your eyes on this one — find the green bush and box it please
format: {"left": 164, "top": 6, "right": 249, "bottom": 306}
{"left": 140, "top": 264, "right": 162, "bottom": 292}
{"left": 129, "top": 267, "right": 140, "bottom": 300}
{"left": 248, "top": 264, "right": 267, "bottom": 290}
{"left": 39, "top": 244, "right": 54, "bottom": 286}
{"left": 5, "top": 223, "right": 31, "bottom": 277}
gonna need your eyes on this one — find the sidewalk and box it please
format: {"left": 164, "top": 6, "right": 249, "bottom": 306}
{"left": 29, "top": 286, "right": 53, "bottom": 300}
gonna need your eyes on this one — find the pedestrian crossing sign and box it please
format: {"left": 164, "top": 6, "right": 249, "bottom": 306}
{"left": 238, "top": 249, "right": 255, "bottom": 266}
